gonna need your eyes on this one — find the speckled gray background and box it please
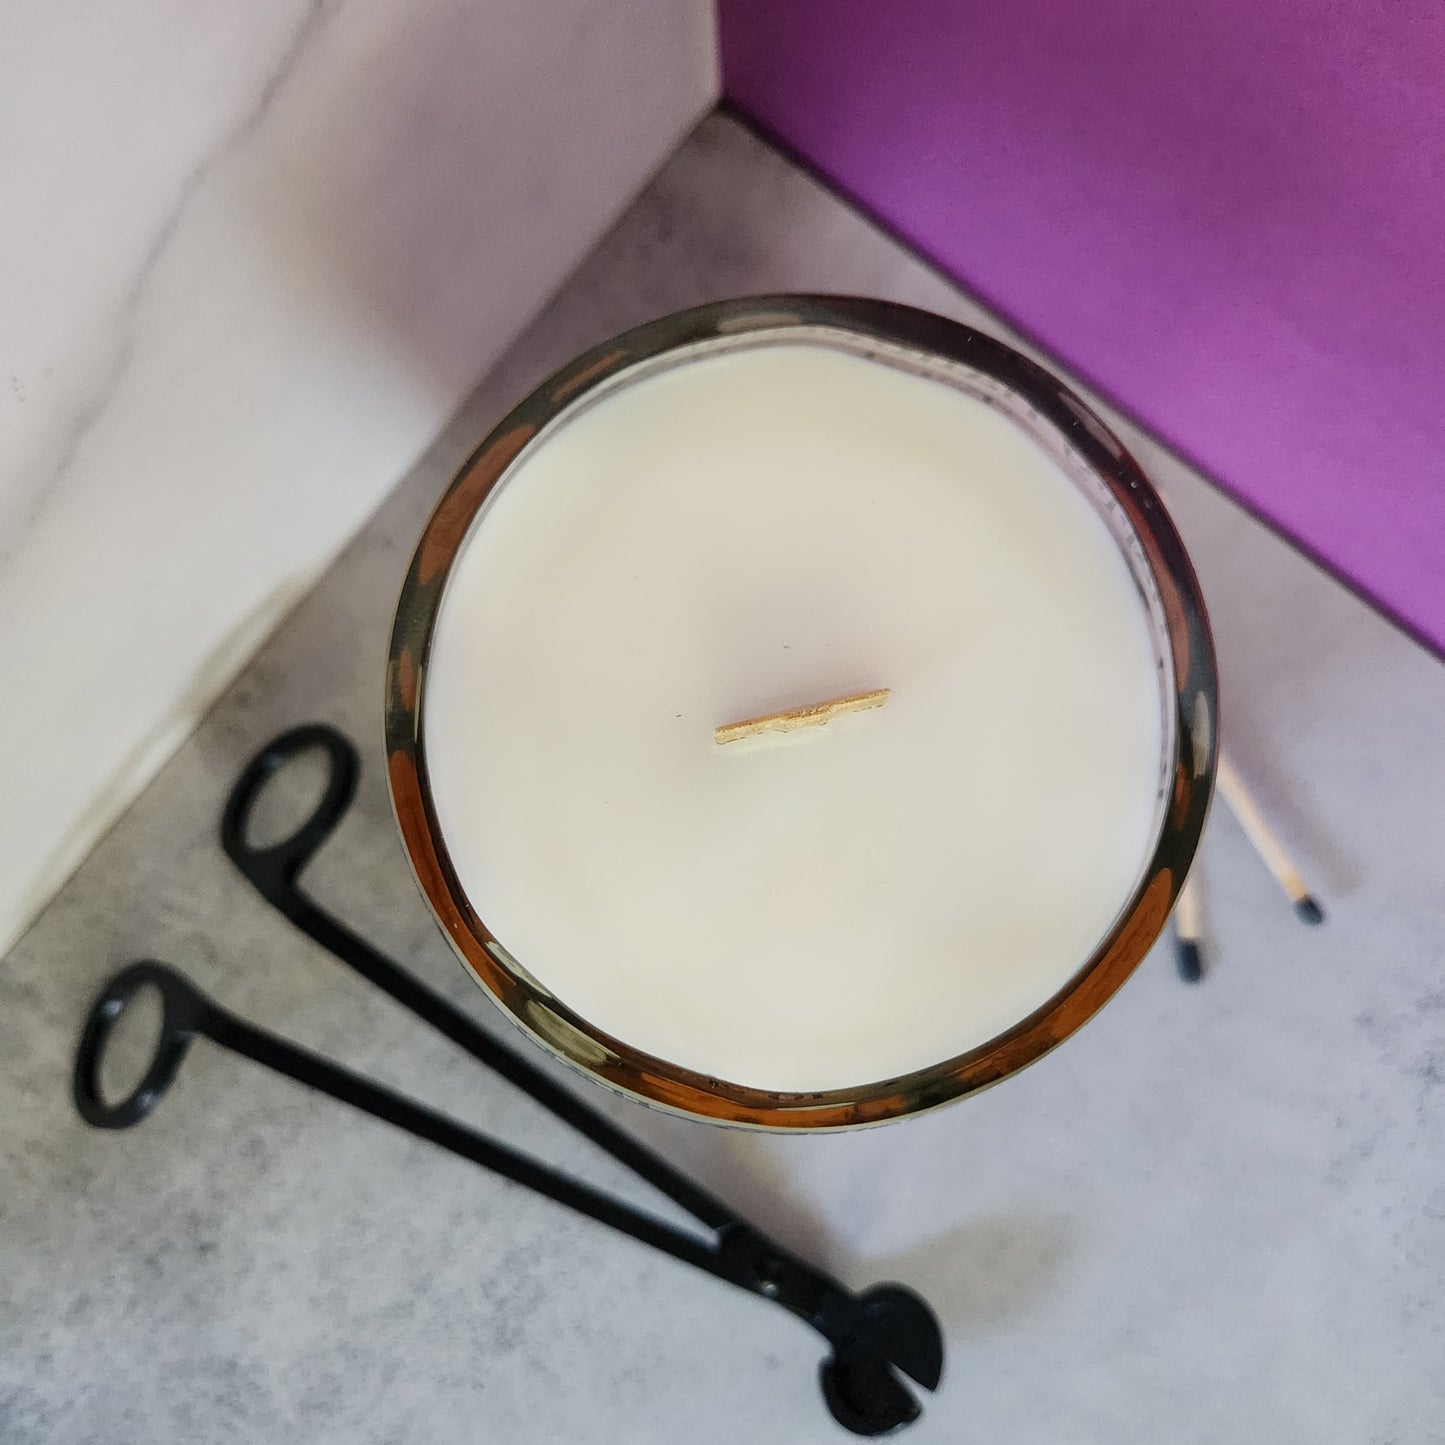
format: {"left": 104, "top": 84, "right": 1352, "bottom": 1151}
{"left": 4, "top": 116, "right": 1443, "bottom": 1444}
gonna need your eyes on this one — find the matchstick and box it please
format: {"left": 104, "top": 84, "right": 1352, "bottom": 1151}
{"left": 714, "top": 688, "right": 891, "bottom": 745}
{"left": 1215, "top": 751, "right": 1324, "bottom": 925}
{"left": 1174, "top": 873, "right": 1204, "bottom": 982}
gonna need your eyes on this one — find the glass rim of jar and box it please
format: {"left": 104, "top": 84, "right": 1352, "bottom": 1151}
{"left": 385, "top": 294, "right": 1218, "bottom": 1131}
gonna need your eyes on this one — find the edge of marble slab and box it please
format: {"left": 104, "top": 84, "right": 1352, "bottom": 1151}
{"left": 1, "top": 51, "right": 721, "bottom": 956}
{"left": 0, "top": 0, "right": 721, "bottom": 957}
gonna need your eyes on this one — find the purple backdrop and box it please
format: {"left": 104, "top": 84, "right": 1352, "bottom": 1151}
{"left": 720, "top": 0, "right": 1445, "bottom": 655}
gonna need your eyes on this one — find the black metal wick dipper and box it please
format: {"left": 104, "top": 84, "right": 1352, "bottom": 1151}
{"left": 74, "top": 725, "right": 943, "bottom": 1435}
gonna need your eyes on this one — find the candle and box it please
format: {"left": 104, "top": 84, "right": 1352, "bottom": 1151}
{"left": 418, "top": 334, "right": 1170, "bottom": 1095}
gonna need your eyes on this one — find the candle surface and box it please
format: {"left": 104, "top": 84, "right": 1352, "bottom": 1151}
{"left": 424, "top": 340, "right": 1165, "bottom": 1092}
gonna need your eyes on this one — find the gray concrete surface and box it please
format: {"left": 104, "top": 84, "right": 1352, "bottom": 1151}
{"left": 4, "top": 114, "right": 1443, "bottom": 1444}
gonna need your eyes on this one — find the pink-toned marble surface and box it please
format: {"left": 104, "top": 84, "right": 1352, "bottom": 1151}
{"left": 721, "top": 0, "right": 1445, "bottom": 655}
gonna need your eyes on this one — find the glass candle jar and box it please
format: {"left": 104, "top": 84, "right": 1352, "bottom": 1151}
{"left": 386, "top": 296, "right": 1216, "bottom": 1129}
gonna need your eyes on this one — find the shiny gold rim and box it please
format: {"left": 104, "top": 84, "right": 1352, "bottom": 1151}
{"left": 385, "top": 295, "right": 1218, "bottom": 1130}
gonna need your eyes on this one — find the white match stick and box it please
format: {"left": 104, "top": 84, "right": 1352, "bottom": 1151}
{"left": 1174, "top": 873, "right": 1204, "bottom": 981}
{"left": 714, "top": 688, "right": 891, "bottom": 745}
{"left": 1215, "top": 751, "right": 1324, "bottom": 925}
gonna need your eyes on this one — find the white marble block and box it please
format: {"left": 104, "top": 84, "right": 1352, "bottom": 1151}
{"left": 0, "top": 0, "right": 719, "bottom": 951}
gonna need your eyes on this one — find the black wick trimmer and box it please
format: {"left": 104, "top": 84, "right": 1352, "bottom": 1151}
{"left": 73, "top": 725, "right": 944, "bottom": 1435}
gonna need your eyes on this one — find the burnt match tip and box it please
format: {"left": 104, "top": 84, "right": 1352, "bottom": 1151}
{"left": 1175, "top": 939, "right": 1204, "bottom": 984}
{"left": 1294, "top": 896, "right": 1325, "bottom": 926}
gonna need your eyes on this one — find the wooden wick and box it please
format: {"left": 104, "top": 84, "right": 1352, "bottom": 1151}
{"left": 714, "top": 688, "right": 891, "bottom": 745}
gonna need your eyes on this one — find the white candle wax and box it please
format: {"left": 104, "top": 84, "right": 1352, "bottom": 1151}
{"left": 423, "top": 341, "right": 1165, "bottom": 1093}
